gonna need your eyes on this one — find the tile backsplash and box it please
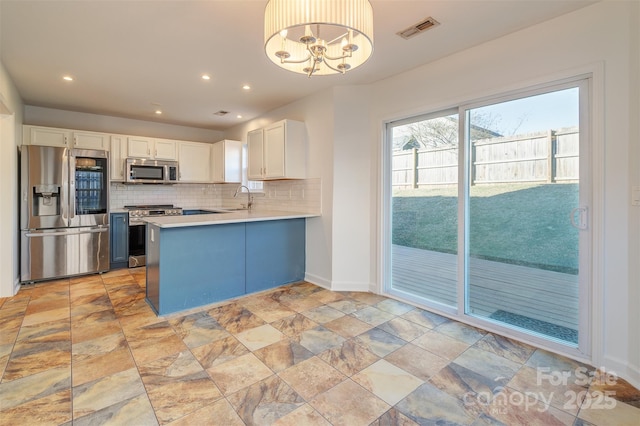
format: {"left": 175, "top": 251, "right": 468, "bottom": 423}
{"left": 110, "top": 178, "right": 321, "bottom": 214}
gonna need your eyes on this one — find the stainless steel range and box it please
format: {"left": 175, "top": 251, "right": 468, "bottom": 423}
{"left": 125, "top": 204, "right": 182, "bottom": 267}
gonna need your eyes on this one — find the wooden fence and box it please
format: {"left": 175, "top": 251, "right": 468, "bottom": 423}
{"left": 392, "top": 128, "right": 578, "bottom": 188}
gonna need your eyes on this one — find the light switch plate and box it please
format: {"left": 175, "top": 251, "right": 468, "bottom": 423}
{"left": 633, "top": 186, "right": 640, "bottom": 206}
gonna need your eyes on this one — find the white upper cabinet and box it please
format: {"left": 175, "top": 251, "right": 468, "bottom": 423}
{"left": 24, "top": 125, "right": 109, "bottom": 150}
{"left": 247, "top": 119, "right": 306, "bottom": 180}
{"left": 127, "top": 136, "right": 177, "bottom": 160}
{"left": 154, "top": 139, "right": 178, "bottom": 160}
{"left": 247, "top": 128, "right": 264, "bottom": 180}
{"left": 211, "top": 140, "right": 242, "bottom": 183}
{"left": 127, "top": 136, "right": 152, "bottom": 158}
{"left": 74, "top": 131, "right": 109, "bottom": 150}
{"left": 178, "top": 141, "right": 212, "bottom": 183}
{"left": 110, "top": 135, "right": 127, "bottom": 181}
{"left": 26, "top": 126, "right": 68, "bottom": 147}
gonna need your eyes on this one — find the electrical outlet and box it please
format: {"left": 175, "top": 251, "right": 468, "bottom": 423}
{"left": 633, "top": 186, "right": 640, "bottom": 206}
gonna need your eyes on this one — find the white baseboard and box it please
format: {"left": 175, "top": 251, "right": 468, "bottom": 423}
{"left": 304, "top": 273, "right": 371, "bottom": 293}
{"left": 304, "top": 272, "right": 331, "bottom": 290}
{"left": 603, "top": 354, "right": 640, "bottom": 390}
{"left": 13, "top": 277, "right": 20, "bottom": 296}
{"left": 326, "top": 281, "right": 370, "bottom": 292}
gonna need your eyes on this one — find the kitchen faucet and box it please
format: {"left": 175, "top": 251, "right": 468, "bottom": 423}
{"left": 233, "top": 185, "right": 253, "bottom": 210}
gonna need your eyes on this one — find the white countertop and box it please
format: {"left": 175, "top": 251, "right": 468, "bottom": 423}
{"left": 144, "top": 209, "right": 319, "bottom": 228}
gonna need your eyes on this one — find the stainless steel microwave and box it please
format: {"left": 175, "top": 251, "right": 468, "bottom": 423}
{"left": 125, "top": 158, "right": 179, "bottom": 184}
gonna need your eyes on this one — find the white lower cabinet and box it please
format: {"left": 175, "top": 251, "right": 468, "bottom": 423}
{"left": 178, "top": 141, "right": 212, "bottom": 183}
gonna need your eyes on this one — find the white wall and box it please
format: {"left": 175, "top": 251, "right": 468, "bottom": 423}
{"left": 331, "top": 86, "right": 373, "bottom": 291}
{"left": 367, "top": 1, "right": 639, "bottom": 387}
{"left": 0, "top": 60, "right": 24, "bottom": 297}
{"left": 224, "top": 89, "right": 335, "bottom": 288}
{"left": 626, "top": 0, "right": 640, "bottom": 390}
{"left": 24, "top": 106, "right": 224, "bottom": 143}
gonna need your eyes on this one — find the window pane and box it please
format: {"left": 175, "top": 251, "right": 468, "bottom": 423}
{"left": 466, "top": 87, "right": 580, "bottom": 345}
{"left": 390, "top": 113, "right": 458, "bottom": 308}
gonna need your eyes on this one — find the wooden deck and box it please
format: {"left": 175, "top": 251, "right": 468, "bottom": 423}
{"left": 391, "top": 245, "right": 579, "bottom": 330}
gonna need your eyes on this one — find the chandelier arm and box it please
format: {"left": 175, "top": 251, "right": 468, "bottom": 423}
{"left": 281, "top": 55, "right": 313, "bottom": 64}
{"left": 323, "top": 60, "right": 346, "bottom": 74}
{"left": 323, "top": 52, "right": 351, "bottom": 61}
{"left": 307, "top": 60, "right": 318, "bottom": 78}
{"left": 327, "top": 32, "right": 349, "bottom": 45}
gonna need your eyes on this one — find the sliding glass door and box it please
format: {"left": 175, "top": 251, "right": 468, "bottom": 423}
{"left": 387, "top": 79, "right": 590, "bottom": 351}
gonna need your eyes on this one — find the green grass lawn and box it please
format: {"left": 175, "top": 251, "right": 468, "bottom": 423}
{"left": 392, "top": 183, "right": 579, "bottom": 274}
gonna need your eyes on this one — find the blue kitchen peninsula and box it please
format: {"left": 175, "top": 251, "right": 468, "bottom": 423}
{"left": 144, "top": 210, "right": 317, "bottom": 315}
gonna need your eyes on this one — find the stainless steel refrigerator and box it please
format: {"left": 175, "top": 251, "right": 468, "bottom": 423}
{"left": 20, "top": 145, "right": 110, "bottom": 283}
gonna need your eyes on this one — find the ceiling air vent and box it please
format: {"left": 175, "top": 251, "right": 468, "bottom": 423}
{"left": 214, "top": 110, "right": 229, "bottom": 116}
{"left": 397, "top": 17, "right": 440, "bottom": 40}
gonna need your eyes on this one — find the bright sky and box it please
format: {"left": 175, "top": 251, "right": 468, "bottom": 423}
{"left": 471, "top": 87, "right": 579, "bottom": 136}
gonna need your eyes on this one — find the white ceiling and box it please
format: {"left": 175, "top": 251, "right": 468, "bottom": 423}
{"left": 1, "top": 0, "right": 597, "bottom": 131}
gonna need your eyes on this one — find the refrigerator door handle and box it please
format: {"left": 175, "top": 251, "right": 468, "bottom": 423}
{"left": 68, "top": 151, "right": 76, "bottom": 220}
{"left": 61, "top": 148, "right": 69, "bottom": 225}
{"left": 24, "top": 227, "right": 108, "bottom": 238}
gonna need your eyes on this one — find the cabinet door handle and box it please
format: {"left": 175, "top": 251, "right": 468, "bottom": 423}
{"left": 65, "top": 136, "right": 68, "bottom": 145}
{"left": 147, "top": 148, "right": 151, "bottom": 156}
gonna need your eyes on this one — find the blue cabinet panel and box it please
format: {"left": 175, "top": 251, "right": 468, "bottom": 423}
{"left": 147, "top": 218, "right": 307, "bottom": 315}
{"left": 109, "top": 212, "right": 129, "bottom": 269}
{"left": 155, "top": 223, "right": 246, "bottom": 315}
{"left": 245, "top": 219, "right": 305, "bottom": 293}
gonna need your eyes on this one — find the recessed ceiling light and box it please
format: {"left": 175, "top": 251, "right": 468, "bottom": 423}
{"left": 237, "top": 115, "right": 243, "bottom": 119}
{"left": 155, "top": 110, "right": 162, "bottom": 115}
{"left": 63, "top": 76, "right": 73, "bottom": 81}
{"left": 202, "top": 74, "right": 211, "bottom": 80}
{"left": 242, "top": 84, "right": 251, "bottom": 90}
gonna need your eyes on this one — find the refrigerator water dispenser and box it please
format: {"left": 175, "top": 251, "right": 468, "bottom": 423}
{"left": 33, "top": 184, "right": 60, "bottom": 216}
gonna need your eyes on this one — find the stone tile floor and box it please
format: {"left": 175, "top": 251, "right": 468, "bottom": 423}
{"left": 0, "top": 268, "right": 638, "bottom": 425}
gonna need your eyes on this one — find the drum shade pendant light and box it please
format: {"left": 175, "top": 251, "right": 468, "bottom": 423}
{"left": 264, "top": 0, "right": 374, "bottom": 77}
